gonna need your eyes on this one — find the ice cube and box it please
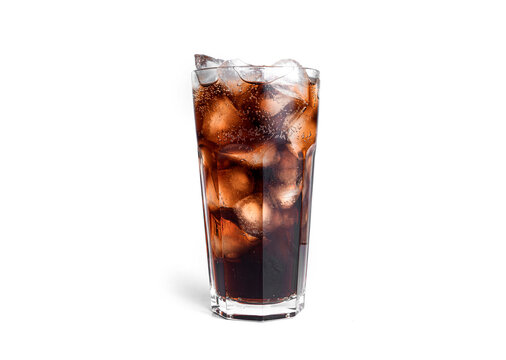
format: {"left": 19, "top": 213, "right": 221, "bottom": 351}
{"left": 234, "top": 194, "right": 265, "bottom": 236}
{"left": 269, "top": 183, "right": 301, "bottom": 209}
{"left": 261, "top": 199, "right": 300, "bottom": 233}
{"left": 201, "top": 97, "right": 243, "bottom": 144}
{"left": 195, "top": 68, "right": 218, "bottom": 86}
{"left": 234, "top": 193, "right": 285, "bottom": 236}
{"left": 235, "top": 66, "right": 286, "bottom": 84}
{"left": 219, "top": 142, "right": 280, "bottom": 168}
{"left": 267, "top": 147, "right": 303, "bottom": 208}
{"left": 194, "top": 55, "right": 224, "bottom": 86}
{"left": 217, "top": 59, "right": 251, "bottom": 97}
{"left": 286, "top": 107, "right": 317, "bottom": 154}
{"left": 195, "top": 54, "right": 224, "bottom": 70}
{"left": 276, "top": 147, "right": 303, "bottom": 184}
{"left": 234, "top": 193, "right": 295, "bottom": 235}
{"left": 259, "top": 92, "right": 291, "bottom": 117}
{"left": 270, "top": 59, "right": 310, "bottom": 104}
{"left": 210, "top": 216, "right": 259, "bottom": 259}
{"left": 259, "top": 88, "right": 306, "bottom": 120}
{"left": 217, "top": 166, "right": 254, "bottom": 208}
{"left": 306, "top": 68, "right": 320, "bottom": 85}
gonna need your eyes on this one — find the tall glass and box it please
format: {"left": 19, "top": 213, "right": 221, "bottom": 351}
{"left": 192, "top": 61, "right": 319, "bottom": 320}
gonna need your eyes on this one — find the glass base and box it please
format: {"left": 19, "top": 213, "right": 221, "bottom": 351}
{"left": 210, "top": 290, "right": 305, "bottom": 321}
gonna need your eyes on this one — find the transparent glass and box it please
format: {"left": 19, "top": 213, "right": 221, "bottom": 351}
{"left": 192, "top": 65, "right": 319, "bottom": 320}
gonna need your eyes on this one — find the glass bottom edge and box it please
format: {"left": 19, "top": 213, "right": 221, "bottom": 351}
{"left": 210, "top": 290, "right": 305, "bottom": 321}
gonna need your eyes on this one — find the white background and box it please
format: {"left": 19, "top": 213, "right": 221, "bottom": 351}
{"left": 1, "top": 0, "right": 505, "bottom": 359}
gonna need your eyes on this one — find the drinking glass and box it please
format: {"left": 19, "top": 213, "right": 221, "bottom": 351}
{"left": 192, "top": 61, "right": 319, "bottom": 320}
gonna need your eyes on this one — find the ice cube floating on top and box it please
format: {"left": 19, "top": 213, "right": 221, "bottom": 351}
{"left": 193, "top": 54, "right": 319, "bottom": 87}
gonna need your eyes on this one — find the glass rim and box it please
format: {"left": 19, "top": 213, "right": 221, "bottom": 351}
{"left": 193, "top": 65, "right": 320, "bottom": 77}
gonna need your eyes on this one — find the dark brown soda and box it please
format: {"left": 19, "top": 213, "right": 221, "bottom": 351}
{"left": 194, "top": 76, "right": 318, "bottom": 303}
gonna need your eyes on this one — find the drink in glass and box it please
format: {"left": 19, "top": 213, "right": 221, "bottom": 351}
{"left": 192, "top": 55, "right": 319, "bottom": 320}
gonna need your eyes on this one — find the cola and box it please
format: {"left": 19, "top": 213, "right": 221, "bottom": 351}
{"left": 192, "top": 55, "right": 319, "bottom": 319}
